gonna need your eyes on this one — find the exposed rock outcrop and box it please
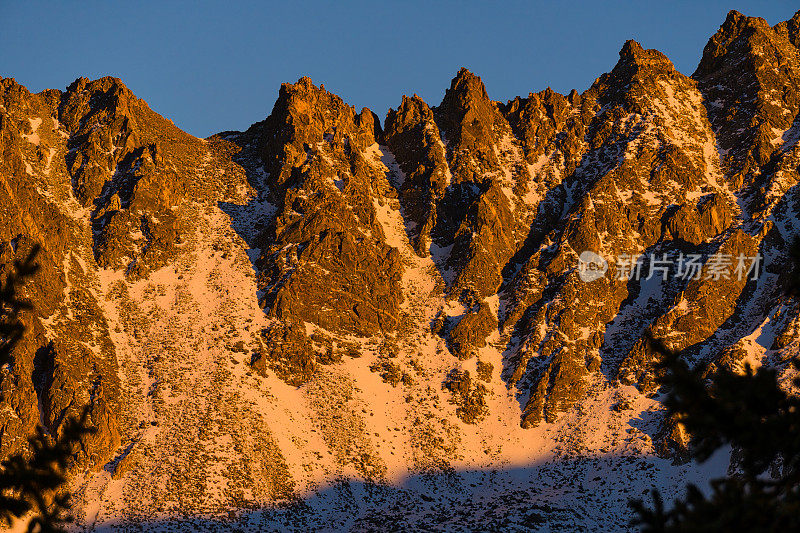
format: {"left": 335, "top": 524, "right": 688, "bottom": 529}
{"left": 251, "top": 77, "right": 403, "bottom": 336}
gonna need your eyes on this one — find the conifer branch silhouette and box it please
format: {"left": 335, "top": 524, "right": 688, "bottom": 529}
{"left": 0, "top": 245, "right": 96, "bottom": 532}
{"left": 0, "top": 245, "right": 39, "bottom": 372}
{"left": 631, "top": 240, "right": 800, "bottom": 532}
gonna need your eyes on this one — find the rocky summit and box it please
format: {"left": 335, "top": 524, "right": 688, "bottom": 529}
{"left": 2, "top": 9, "right": 800, "bottom": 531}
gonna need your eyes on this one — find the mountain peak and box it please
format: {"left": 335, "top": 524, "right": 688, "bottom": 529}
{"left": 453, "top": 67, "right": 478, "bottom": 83}
{"left": 392, "top": 93, "right": 434, "bottom": 122}
{"left": 436, "top": 67, "right": 494, "bottom": 123}
{"left": 278, "top": 76, "right": 327, "bottom": 101}
{"left": 596, "top": 39, "right": 678, "bottom": 107}
{"left": 434, "top": 67, "right": 505, "bottom": 183}
{"left": 293, "top": 75, "right": 317, "bottom": 91}
{"left": 447, "top": 67, "right": 490, "bottom": 103}
{"left": 721, "top": 9, "right": 771, "bottom": 32}
{"left": 724, "top": 9, "right": 746, "bottom": 25}
{"left": 620, "top": 39, "right": 644, "bottom": 57}
{"left": 695, "top": 9, "right": 775, "bottom": 79}
{"left": 617, "top": 39, "right": 673, "bottom": 69}
{"left": 693, "top": 8, "right": 800, "bottom": 180}
{"left": 260, "top": 75, "right": 381, "bottom": 182}
{"left": 65, "top": 75, "right": 132, "bottom": 98}
{"left": 695, "top": 8, "right": 799, "bottom": 80}
{"left": 775, "top": 9, "right": 800, "bottom": 47}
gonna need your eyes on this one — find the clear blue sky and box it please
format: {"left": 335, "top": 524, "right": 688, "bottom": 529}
{"left": 1, "top": 1, "right": 796, "bottom": 138}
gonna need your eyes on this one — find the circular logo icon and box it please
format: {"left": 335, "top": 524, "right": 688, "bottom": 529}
{"left": 578, "top": 251, "right": 608, "bottom": 282}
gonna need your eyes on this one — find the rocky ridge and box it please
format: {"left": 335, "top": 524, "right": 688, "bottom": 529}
{"left": 1, "top": 9, "right": 800, "bottom": 531}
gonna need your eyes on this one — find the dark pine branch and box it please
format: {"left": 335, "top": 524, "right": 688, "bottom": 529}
{"left": 0, "top": 244, "right": 39, "bottom": 370}
{"left": 0, "top": 244, "right": 96, "bottom": 532}
{"left": 631, "top": 240, "right": 800, "bottom": 531}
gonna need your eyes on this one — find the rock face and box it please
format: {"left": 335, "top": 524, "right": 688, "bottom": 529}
{"left": 58, "top": 77, "right": 207, "bottom": 276}
{"left": 2, "top": 8, "right": 800, "bottom": 531}
{"left": 0, "top": 73, "right": 236, "bottom": 477}
{"left": 0, "top": 78, "right": 121, "bottom": 471}
{"left": 447, "top": 300, "right": 497, "bottom": 360}
{"left": 249, "top": 77, "right": 403, "bottom": 337}
{"left": 384, "top": 95, "right": 449, "bottom": 256}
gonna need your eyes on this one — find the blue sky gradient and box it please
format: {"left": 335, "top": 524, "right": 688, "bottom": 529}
{"left": 1, "top": 1, "right": 796, "bottom": 137}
